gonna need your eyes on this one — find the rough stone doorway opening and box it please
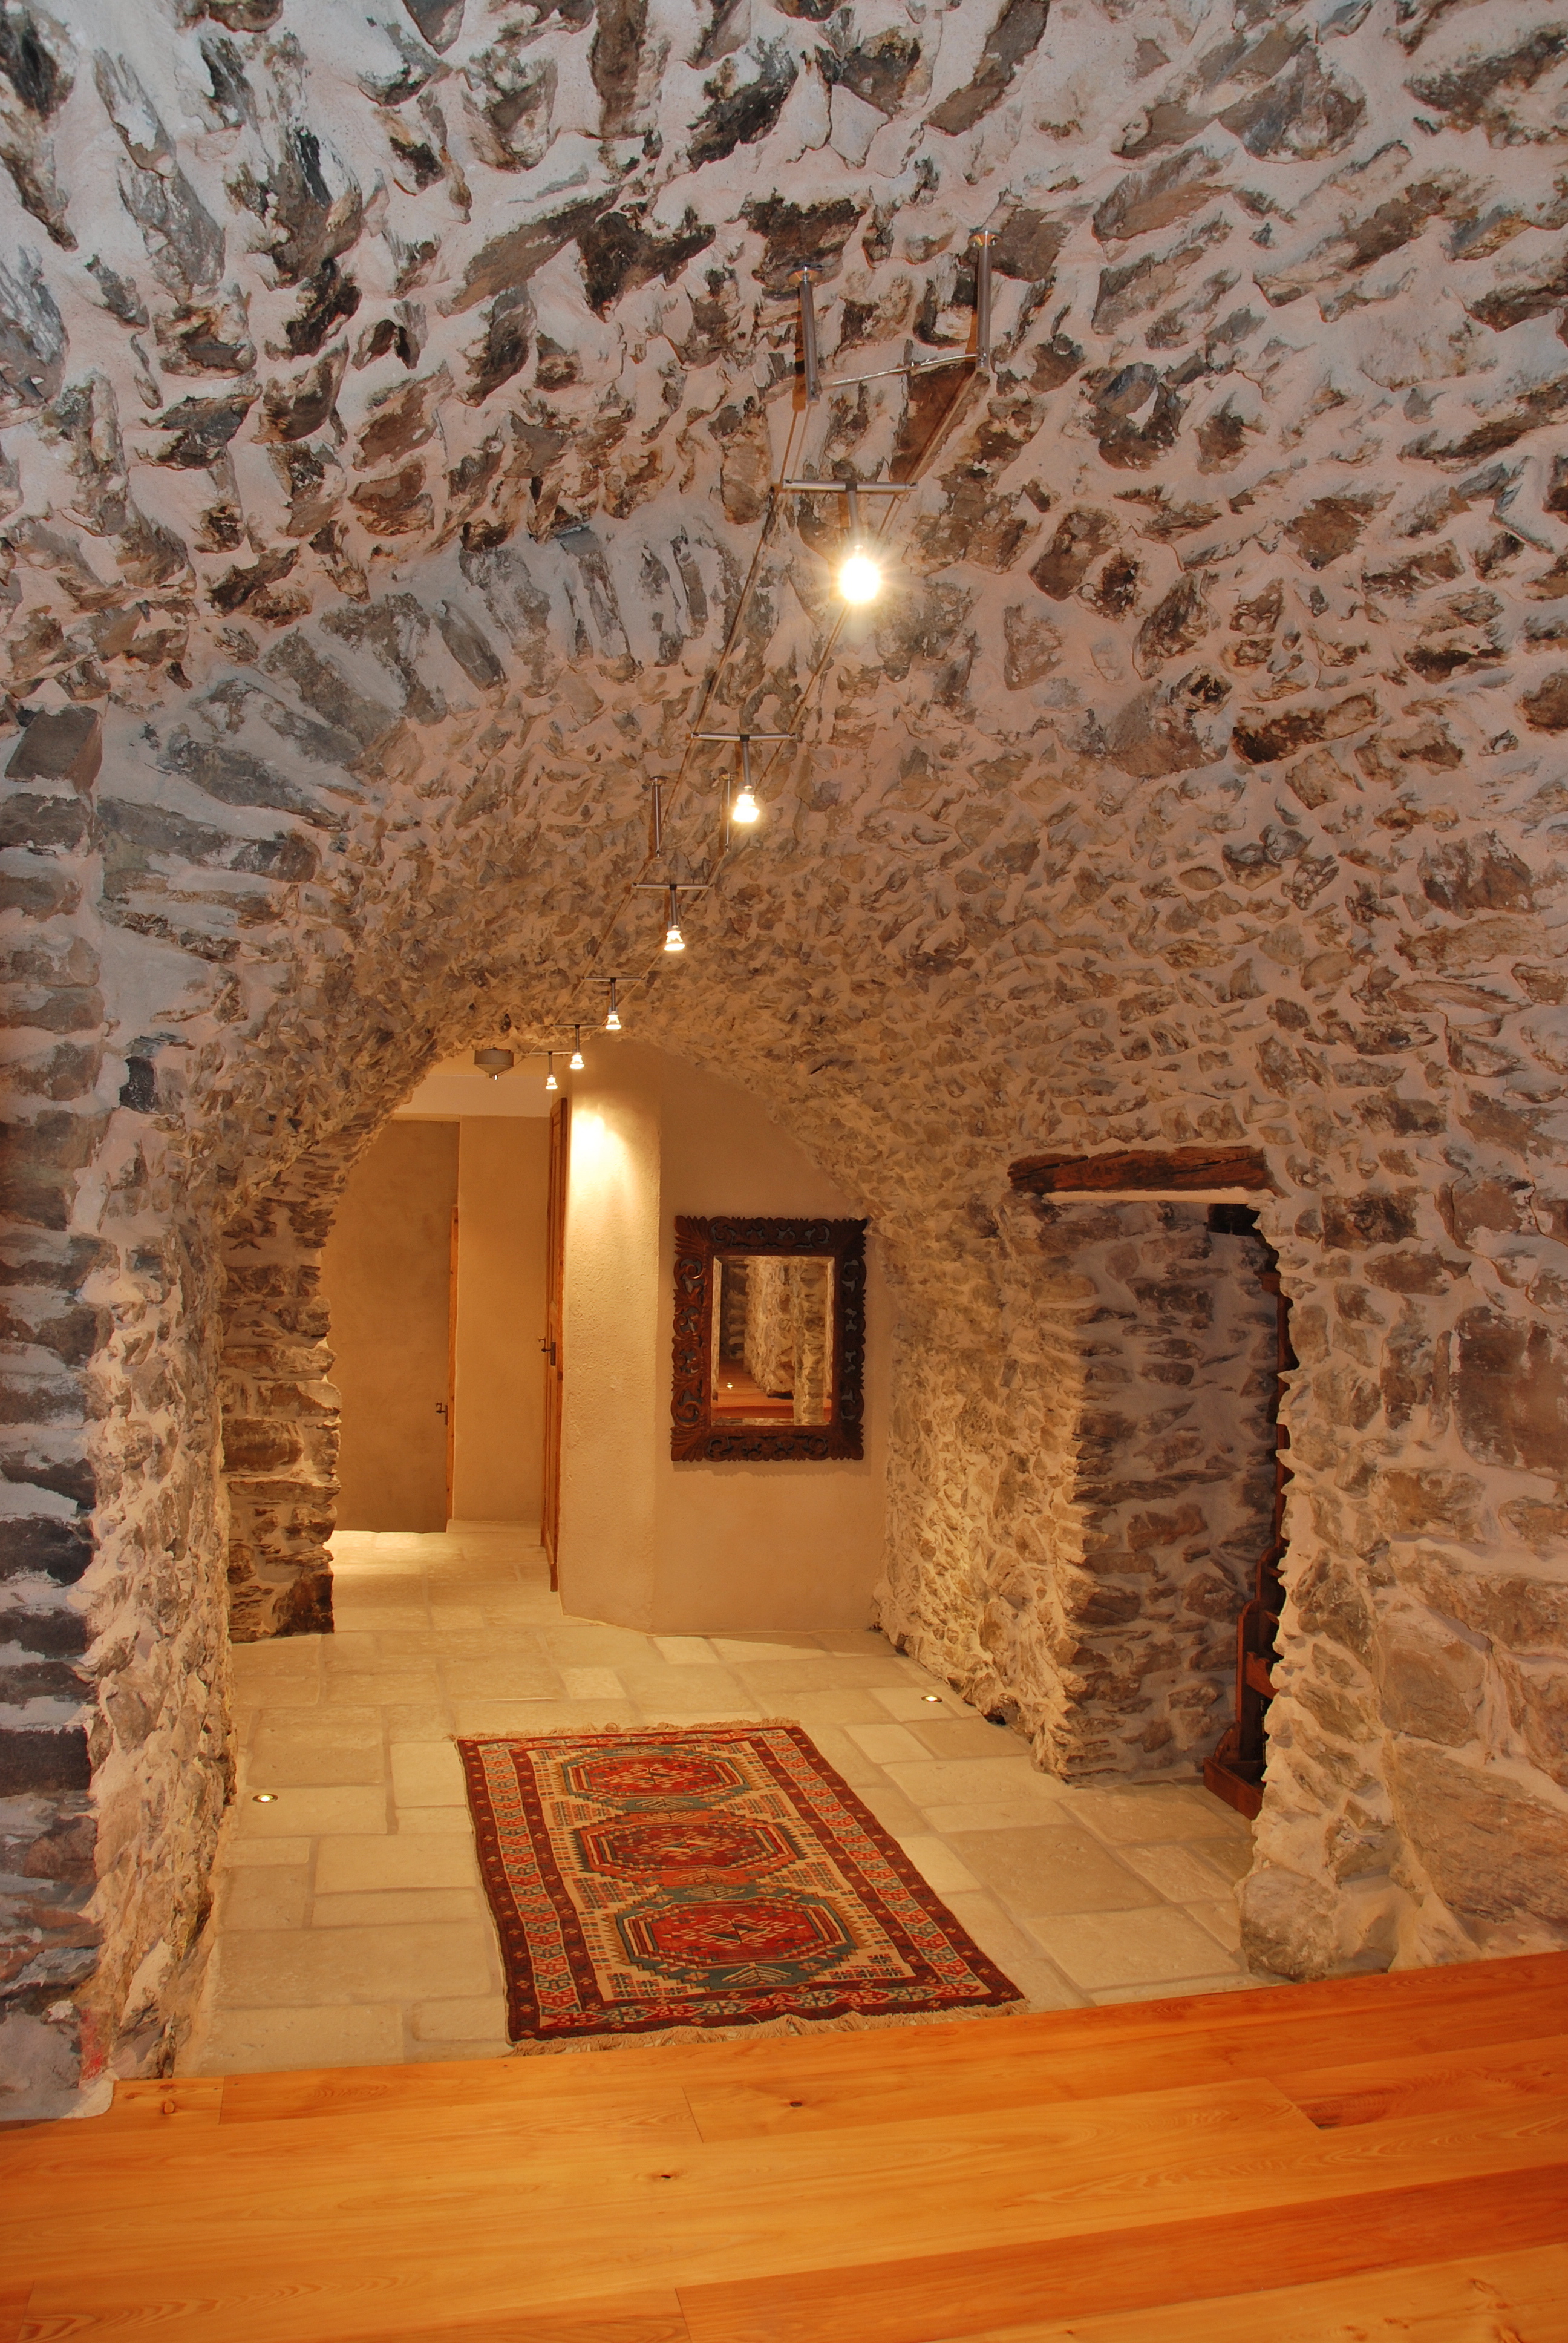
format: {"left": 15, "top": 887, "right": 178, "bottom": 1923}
{"left": 1202, "top": 1205, "right": 1296, "bottom": 1820}
{"left": 1006, "top": 1188, "right": 1285, "bottom": 1791}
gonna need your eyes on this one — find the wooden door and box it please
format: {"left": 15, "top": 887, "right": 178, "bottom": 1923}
{"left": 540, "top": 1095, "right": 570, "bottom": 1585}
{"left": 445, "top": 1202, "right": 459, "bottom": 1523}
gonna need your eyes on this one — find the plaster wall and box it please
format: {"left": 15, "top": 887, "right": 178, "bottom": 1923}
{"left": 451, "top": 1117, "right": 550, "bottom": 1528}
{"left": 322, "top": 1122, "right": 457, "bottom": 1534}
{"left": 557, "top": 1057, "right": 661, "bottom": 1630}
{"left": 558, "top": 1042, "right": 887, "bottom": 1634}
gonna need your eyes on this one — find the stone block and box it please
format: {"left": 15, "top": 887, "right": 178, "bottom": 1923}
{"left": 1388, "top": 1741, "right": 1568, "bottom": 1932}
{"left": 5, "top": 709, "right": 102, "bottom": 792}
{"left": 0, "top": 1722, "right": 91, "bottom": 1795}
{"left": 1375, "top": 1614, "right": 1486, "bottom": 1746}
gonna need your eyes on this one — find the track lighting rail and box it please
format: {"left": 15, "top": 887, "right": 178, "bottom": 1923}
{"left": 551, "top": 225, "right": 1001, "bottom": 1020}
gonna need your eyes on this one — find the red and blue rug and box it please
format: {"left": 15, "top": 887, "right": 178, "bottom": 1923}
{"left": 458, "top": 1722, "right": 1022, "bottom": 2046}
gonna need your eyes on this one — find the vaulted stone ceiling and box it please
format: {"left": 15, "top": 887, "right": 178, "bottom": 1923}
{"left": 5, "top": 0, "right": 1568, "bottom": 2107}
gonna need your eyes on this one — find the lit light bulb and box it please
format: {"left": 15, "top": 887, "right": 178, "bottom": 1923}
{"left": 664, "top": 920, "right": 685, "bottom": 954}
{"left": 544, "top": 1054, "right": 558, "bottom": 1092}
{"left": 605, "top": 982, "right": 622, "bottom": 1032}
{"left": 569, "top": 1027, "right": 584, "bottom": 1072}
{"left": 838, "top": 548, "right": 883, "bottom": 606}
{"left": 732, "top": 787, "right": 760, "bottom": 825}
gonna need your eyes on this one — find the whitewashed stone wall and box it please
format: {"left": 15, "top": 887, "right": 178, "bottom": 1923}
{"left": 2, "top": 0, "right": 1567, "bottom": 2109}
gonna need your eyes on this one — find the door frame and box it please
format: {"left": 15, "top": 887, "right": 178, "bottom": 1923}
{"left": 541, "top": 1095, "right": 570, "bottom": 1587}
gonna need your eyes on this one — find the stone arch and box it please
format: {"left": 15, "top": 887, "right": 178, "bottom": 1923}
{"left": 1, "top": 0, "right": 1565, "bottom": 2114}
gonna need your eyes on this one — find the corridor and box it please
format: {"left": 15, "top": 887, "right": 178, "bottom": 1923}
{"left": 183, "top": 1530, "right": 1261, "bottom": 2074}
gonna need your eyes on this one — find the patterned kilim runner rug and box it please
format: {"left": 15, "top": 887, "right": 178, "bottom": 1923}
{"left": 459, "top": 1722, "right": 1022, "bottom": 2047}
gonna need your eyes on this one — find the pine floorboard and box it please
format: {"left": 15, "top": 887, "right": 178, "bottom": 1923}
{"left": 2, "top": 1950, "right": 1566, "bottom": 2342}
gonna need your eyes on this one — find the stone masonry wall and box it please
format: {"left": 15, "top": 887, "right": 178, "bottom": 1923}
{"left": 876, "top": 1200, "right": 1279, "bottom": 1780}
{"left": 1, "top": 0, "right": 1567, "bottom": 2105}
{"left": 220, "top": 1167, "right": 342, "bottom": 1643}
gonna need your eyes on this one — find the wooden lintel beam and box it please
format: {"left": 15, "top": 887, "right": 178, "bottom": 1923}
{"left": 1008, "top": 1144, "right": 1273, "bottom": 1197}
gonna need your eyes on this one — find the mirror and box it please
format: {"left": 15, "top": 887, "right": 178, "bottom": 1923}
{"left": 673, "top": 1217, "right": 867, "bottom": 1460}
{"left": 712, "top": 1254, "right": 834, "bottom": 1426}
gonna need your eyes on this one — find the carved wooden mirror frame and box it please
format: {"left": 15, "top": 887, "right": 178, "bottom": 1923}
{"left": 671, "top": 1216, "right": 867, "bottom": 1461}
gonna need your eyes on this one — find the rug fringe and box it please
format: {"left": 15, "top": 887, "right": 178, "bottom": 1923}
{"left": 454, "top": 1719, "right": 837, "bottom": 1739}
{"left": 499, "top": 1997, "right": 1028, "bottom": 2059}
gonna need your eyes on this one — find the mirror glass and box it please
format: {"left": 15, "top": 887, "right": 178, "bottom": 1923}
{"left": 710, "top": 1254, "right": 835, "bottom": 1426}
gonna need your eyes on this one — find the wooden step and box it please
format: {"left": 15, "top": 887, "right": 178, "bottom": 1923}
{"left": 933, "top": 2241, "right": 1568, "bottom": 2342}
{"left": 69, "top": 1950, "right": 1563, "bottom": 2137}
{"left": 678, "top": 2164, "right": 1568, "bottom": 2343}
{"left": 7, "top": 1954, "right": 1566, "bottom": 2343}
{"left": 13, "top": 2089, "right": 1568, "bottom": 2341}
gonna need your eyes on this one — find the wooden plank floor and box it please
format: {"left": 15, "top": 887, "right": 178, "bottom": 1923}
{"left": 4, "top": 1953, "right": 1566, "bottom": 2343}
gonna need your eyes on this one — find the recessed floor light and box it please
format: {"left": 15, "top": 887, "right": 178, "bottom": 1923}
{"left": 923, "top": 1694, "right": 940, "bottom": 1703}
{"left": 252, "top": 1792, "right": 279, "bottom": 1803}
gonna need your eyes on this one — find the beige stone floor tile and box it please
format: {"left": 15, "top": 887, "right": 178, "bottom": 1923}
{"left": 324, "top": 1673, "right": 445, "bottom": 1708}
{"left": 812, "top": 1630, "right": 898, "bottom": 1656}
{"left": 411, "top": 1996, "right": 511, "bottom": 2042}
{"left": 650, "top": 1636, "right": 722, "bottom": 1664}
{"left": 547, "top": 1623, "right": 659, "bottom": 1662}
{"left": 315, "top": 1835, "right": 480, "bottom": 1895}
{"left": 893, "top": 1835, "right": 982, "bottom": 1896}
{"left": 390, "top": 1740, "right": 466, "bottom": 1805}
{"left": 881, "top": 1757, "right": 1066, "bottom": 1810}
{"left": 613, "top": 1663, "right": 750, "bottom": 1705}
{"left": 219, "top": 1834, "right": 313, "bottom": 1868}
{"left": 249, "top": 1735, "right": 387, "bottom": 1789}
{"left": 217, "top": 1922, "right": 495, "bottom": 2007}
{"left": 844, "top": 1722, "right": 930, "bottom": 1764}
{"left": 561, "top": 1666, "right": 627, "bottom": 1701}
{"left": 1057, "top": 1783, "right": 1233, "bottom": 1844}
{"left": 1186, "top": 1896, "right": 1244, "bottom": 1953}
{"left": 394, "top": 1803, "right": 474, "bottom": 1836}
{"left": 230, "top": 1647, "right": 323, "bottom": 1683}
{"left": 710, "top": 1633, "right": 824, "bottom": 1659}
{"left": 221, "top": 1866, "right": 310, "bottom": 1929}
{"left": 424, "top": 1605, "right": 490, "bottom": 1630}
{"left": 909, "top": 1717, "right": 1032, "bottom": 1763}
{"left": 319, "top": 1631, "right": 387, "bottom": 1662}
{"left": 870, "top": 1686, "right": 969, "bottom": 1720}
{"left": 251, "top": 1702, "right": 383, "bottom": 1733}
{"left": 1184, "top": 1832, "right": 1255, "bottom": 1884}
{"left": 329, "top": 1605, "right": 432, "bottom": 1633}
{"left": 1089, "top": 1971, "right": 1275, "bottom": 2007}
{"left": 434, "top": 1657, "right": 567, "bottom": 1699}
{"left": 768, "top": 1689, "right": 902, "bottom": 1729}
{"left": 382, "top": 1703, "right": 457, "bottom": 1740}
{"left": 451, "top": 1699, "right": 641, "bottom": 1736}
{"left": 311, "top": 1889, "right": 486, "bottom": 1930}
{"left": 1029, "top": 1906, "right": 1244, "bottom": 1992}
{"left": 944, "top": 1826, "right": 1160, "bottom": 1918}
{"left": 404, "top": 2038, "right": 518, "bottom": 2064}
{"left": 921, "top": 1800, "right": 1077, "bottom": 1835}
{"left": 794, "top": 1723, "right": 883, "bottom": 1786}
{"left": 233, "top": 1786, "right": 388, "bottom": 1838}
{"left": 851, "top": 1783, "right": 927, "bottom": 1838}
{"left": 181, "top": 2002, "right": 404, "bottom": 2077}
{"left": 1119, "top": 1840, "right": 1251, "bottom": 1903}
{"left": 1002, "top": 1958, "right": 1091, "bottom": 2012}
{"left": 939, "top": 1890, "right": 1052, "bottom": 1971}
{"left": 735, "top": 1658, "right": 923, "bottom": 1696}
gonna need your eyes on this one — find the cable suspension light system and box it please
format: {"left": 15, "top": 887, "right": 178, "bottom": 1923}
{"left": 543, "top": 223, "right": 1002, "bottom": 1032}
{"left": 694, "top": 731, "right": 793, "bottom": 833}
